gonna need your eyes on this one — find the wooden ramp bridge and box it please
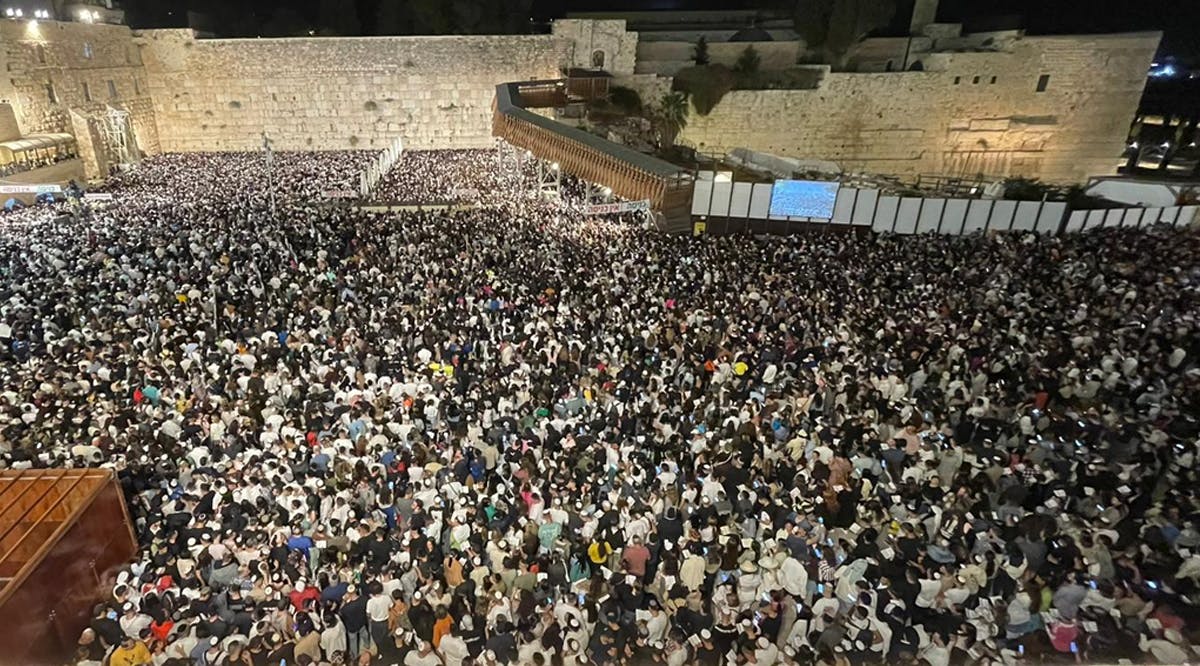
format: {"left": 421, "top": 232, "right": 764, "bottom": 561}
{"left": 492, "top": 79, "right": 695, "bottom": 232}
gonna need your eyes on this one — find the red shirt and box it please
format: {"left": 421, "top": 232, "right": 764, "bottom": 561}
{"left": 288, "top": 587, "right": 319, "bottom": 612}
{"left": 622, "top": 545, "right": 651, "bottom": 576}
{"left": 150, "top": 619, "right": 174, "bottom": 642}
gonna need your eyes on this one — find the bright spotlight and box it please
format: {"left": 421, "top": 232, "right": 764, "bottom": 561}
{"left": 14, "top": 8, "right": 22, "bottom": 16}
{"left": 4, "top": 8, "right": 13, "bottom": 17}
{"left": 550, "top": 162, "right": 559, "bottom": 171}
{"left": 91, "top": 9, "right": 99, "bottom": 20}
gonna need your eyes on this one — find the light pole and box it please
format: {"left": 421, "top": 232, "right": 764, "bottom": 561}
{"left": 262, "top": 131, "right": 275, "bottom": 219}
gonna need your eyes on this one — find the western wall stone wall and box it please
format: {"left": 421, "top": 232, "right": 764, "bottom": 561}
{"left": 136, "top": 30, "right": 570, "bottom": 152}
{"left": 0, "top": 20, "right": 159, "bottom": 163}
{"left": 678, "top": 32, "right": 1160, "bottom": 184}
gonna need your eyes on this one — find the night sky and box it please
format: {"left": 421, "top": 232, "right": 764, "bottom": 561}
{"left": 123, "top": 0, "right": 1200, "bottom": 61}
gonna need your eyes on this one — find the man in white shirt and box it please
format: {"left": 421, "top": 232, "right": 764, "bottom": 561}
{"left": 405, "top": 639, "right": 443, "bottom": 666}
{"left": 780, "top": 555, "right": 809, "bottom": 601}
{"left": 366, "top": 582, "right": 391, "bottom": 650}
{"left": 437, "top": 625, "right": 470, "bottom": 666}
{"left": 916, "top": 576, "right": 943, "bottom": 609}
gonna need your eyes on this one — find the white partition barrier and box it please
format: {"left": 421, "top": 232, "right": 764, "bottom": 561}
{"left": 689, "top": 172, "right": 1198, "bottom": 235}
{"left": 831, "top": 188, "right": 855, "bottom": 224}
{"left": 940, "top": 199, "right": 969, "bottom": 234}
{"left": 962, "top": 200, "right": 991, "bottom": 234}
{"left": 1012, "top": 201, "right": 1041, "bottom": 232}
{"left": 749, "top": 184, "right": 773, "bottom": 219}
{"left": 710, "top": 181, "right": 733, "bottom": 217}
{"left": 691, "top": 180, "right": 713, "bottom": 215}
{"left": 916, "top": 199, "right": 944, "bottom": 233}
{"left": 851, "top": 189, "right": 879, "bottom": 226}
{"left": 1037, "top": 202, "right": 1068, "bottom": 233}
{"left": 874, "top": 196, "right": 900, "bottom": 233}
{"left": 894, "top": 198, "right": 920, "bottom": 234}
{"left": 988, "top": 201, "right": 1017, "bottom": 231}
{"left": 729, "top": 183, "right": 753, "bottom": 218}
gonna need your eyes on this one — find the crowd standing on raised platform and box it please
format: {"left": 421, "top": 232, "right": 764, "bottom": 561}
{"left": 0, "top": 149, "right": 1198, "bottom": 666}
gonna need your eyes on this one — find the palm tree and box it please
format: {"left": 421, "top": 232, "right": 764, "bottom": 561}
{"left": 658, "top": 92, "right": 689, "bottom": 147}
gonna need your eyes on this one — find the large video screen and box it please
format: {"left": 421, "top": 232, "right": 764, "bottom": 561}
{"left": 768, "top": 179, "right": 839, "bottom": 218}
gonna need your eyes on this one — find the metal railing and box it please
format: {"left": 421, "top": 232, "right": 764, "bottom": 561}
{"left": 358, "top": 136, "right": 405, "bottom": 198}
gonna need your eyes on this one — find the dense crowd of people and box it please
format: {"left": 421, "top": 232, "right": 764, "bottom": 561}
{"left": 369, "top": 149, "right": 538, "bottom": 205}
{"left": 96, "top": 151, "right": 374, "bottom": 203}
{"left": 0, "top": 148, "right": 1198, "bottom": 666}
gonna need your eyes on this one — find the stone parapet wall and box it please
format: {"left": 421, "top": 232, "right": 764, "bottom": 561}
{"left": 635, "top": 40, "right": 801, "bottom": 75}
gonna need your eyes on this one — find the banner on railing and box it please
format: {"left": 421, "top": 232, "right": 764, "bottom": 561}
{"left": 323, "top": 190, "right": 359, "bottom": 199}
{"left": 83, "top": 193, "right": 114, "bottom": 201}
{"left": 0, "top": 184, "right": 62, "bottom": 194}
{"left": 582, "top": 200, "right": 651, "bottom": 215}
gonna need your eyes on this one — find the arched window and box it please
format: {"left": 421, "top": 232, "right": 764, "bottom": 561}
{"left": 591, "top": 50, "right": 605, "bottom": 69}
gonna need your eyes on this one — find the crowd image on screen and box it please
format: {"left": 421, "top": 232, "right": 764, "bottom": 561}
{"left": 0, "top": 146, "right": 1198, "bottom": 666}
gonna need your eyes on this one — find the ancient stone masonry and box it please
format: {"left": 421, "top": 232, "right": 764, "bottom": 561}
{"left": 137, "top": 31, "right": 570, "bottom": 152}
{"left": 0, "top": 19, "right": 159, "bottom": 173}
{"left": 0, "top": 17, "right": 1164, "bottom": 187}
{"left": 678, "top": 33, "right": 1161, "bottom": 185}
{"left": 551, "top": 19, "right": 638, "bottom": 76}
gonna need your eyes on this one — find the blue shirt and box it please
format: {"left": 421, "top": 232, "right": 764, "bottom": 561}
{"left": 287, "top": 535, "right": 314, "bottom": 557}
{"left": 321, "top": 582, "right": 349, "bottom": 603}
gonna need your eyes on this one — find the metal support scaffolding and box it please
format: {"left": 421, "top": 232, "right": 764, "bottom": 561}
{"left": 101, "top": 107, "right": 135, "bottom": 167}
{"left": 537, "top": 158, "right": 561, "bottom": 200}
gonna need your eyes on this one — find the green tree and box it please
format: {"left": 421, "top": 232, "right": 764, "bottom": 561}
{"left": 734, "top": 45, "right": 762, "bottom": 74}
{"left": 693, "top": 36, "right": 710, "bottom": 65}
{"left": 609, "top": 86, "right": 643, "bottom": 114}
{"left": 672, "top": 64, "right": 735, "bottom": 115}
{"left": 657, "top": 92, "right": 689, "bottom": 146}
